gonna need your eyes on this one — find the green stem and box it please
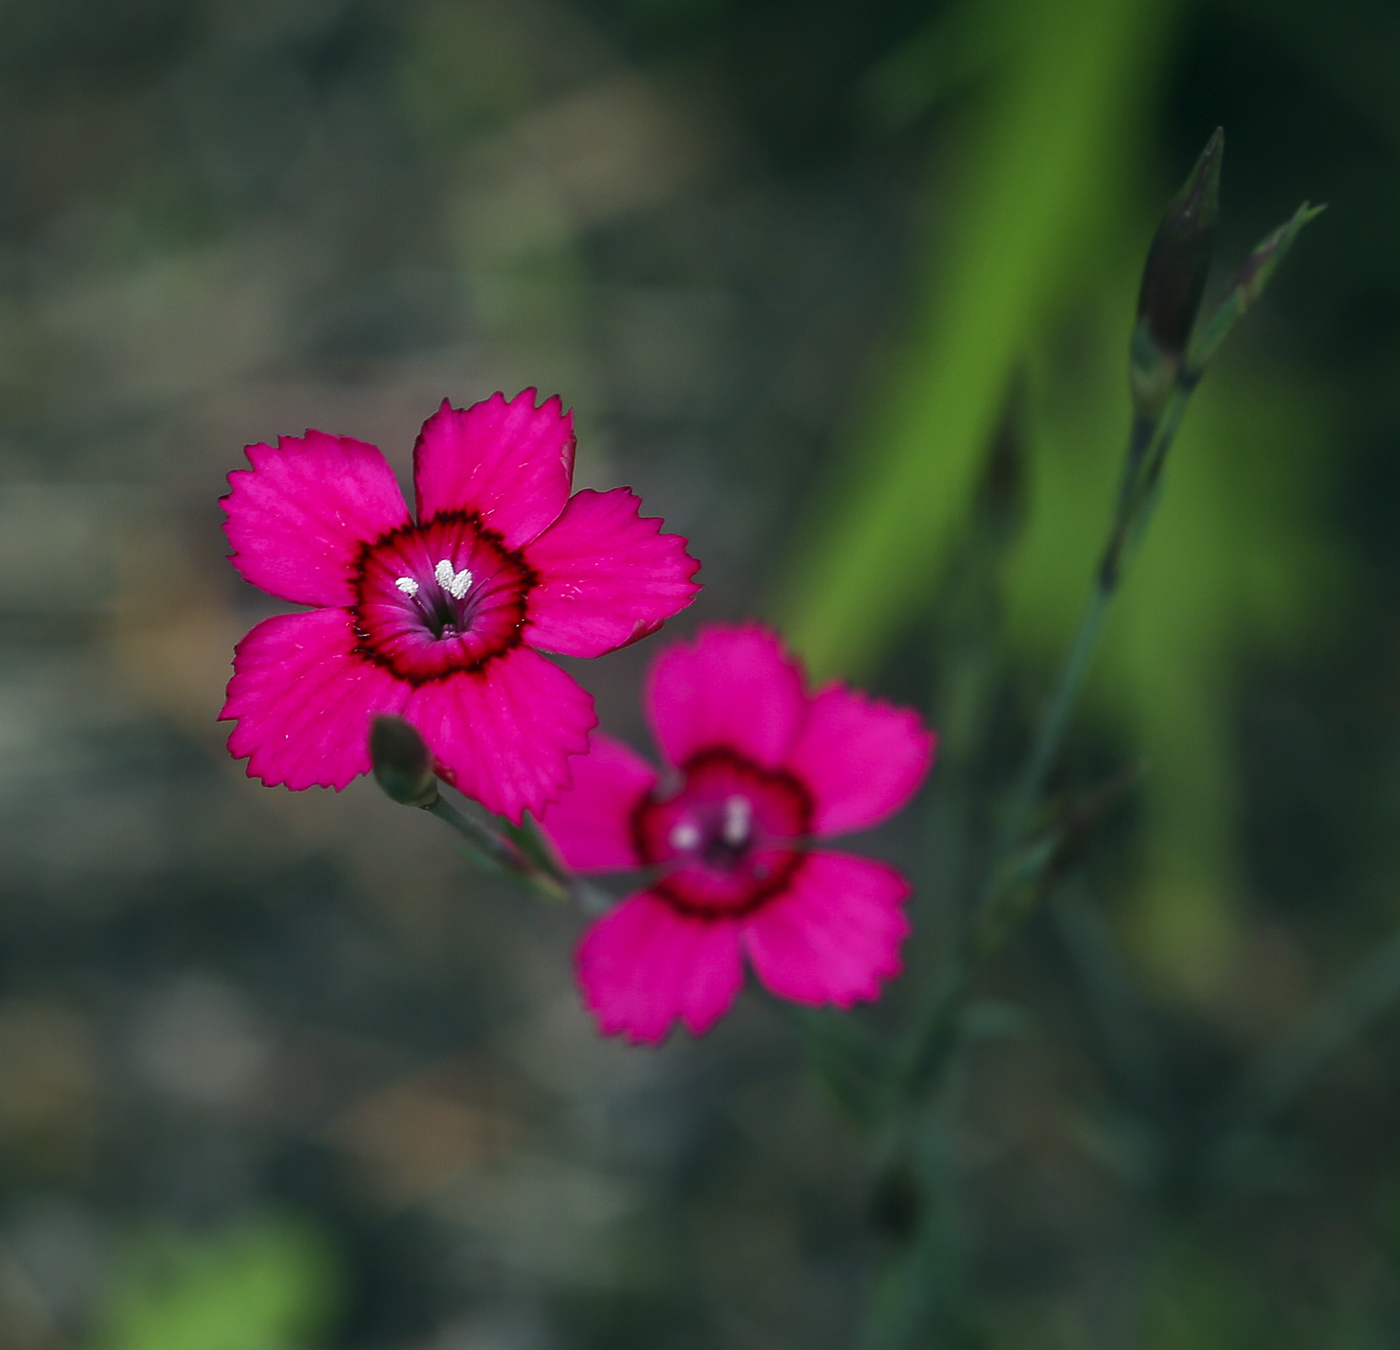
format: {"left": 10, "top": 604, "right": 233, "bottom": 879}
{"left": 1215, "top": 921, "right": 1400, "bottom": 1151}
{"left": 973, "top": 379, "right": 1192, "bottom": 943}
{"left": 862, "top": 187, "right": 1319, "bottom": 1350}
{"left": 860, "top": 1083, "right": 969, "bottom": 1350}
{"left": 425, "top": 796, "right": 548, "bottom": 880}
{"left": 422, "top": 793, "right": 609, "bottom": 911}
{"left": 983, "top": 581, "right": 1112, "bottom": 903}
{"left": 900, "top": 962, "right": 972, "bottom": 1102}
{"left": 897, "top": 377, "right": 1198, "bottom": 1116}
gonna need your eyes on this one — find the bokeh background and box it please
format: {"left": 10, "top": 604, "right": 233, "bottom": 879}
{"left": 1, "top": 0, "right": 1399, "bottom": 1345}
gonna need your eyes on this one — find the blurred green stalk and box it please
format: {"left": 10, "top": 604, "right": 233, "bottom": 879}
{"left": 861, "top": 116, "right": 1321, "bottom": 1348}
{"left": 369, "top": 715, "right": 608, "bottom": 911}
{"left": 775, "top": 0, "right": 1179, "bottom": 682}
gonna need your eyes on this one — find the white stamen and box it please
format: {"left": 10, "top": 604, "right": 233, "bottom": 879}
{"left": 669, "top": 821, "right": 701, "bottom": 851}
{"left": 434, "top": 559, "right": 473, "bottom": 600}
{"left": 721, "top": 795, "right": 752, "bottom": 847}
{"left": 395, "top": 577, "right": 420, "bottom": 596}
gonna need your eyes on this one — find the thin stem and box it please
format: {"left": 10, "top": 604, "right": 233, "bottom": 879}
{"left": 864, "top": 185, "right": 1319, "bottom": 1350}
{"left": 425, "top": 795, "right": 550, "bottom": 883}
{"left": 897, "top": 379, "right": 1199, "bottom": 1114}
{"left": 900, "top": 961, "right": 971, "bottom": 1101}
{"left": 982, "top": 581, "right": 1112, "bottom": 906}
{"left": 1216, "top": 921, "right": 1400, "bottom": 1148}
{"left": 421, "top": 793, "right": 611, "bottom": 912}
{"left": 974, "top": 380, "right": 1193, "bottom": 941}
{"left": 859, "top": 1080, "right": 969, "bottom": 1350}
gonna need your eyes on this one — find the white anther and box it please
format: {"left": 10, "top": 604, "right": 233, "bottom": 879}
{"left": 669, "top": 821, "right": 701, "bottom": 851}
{"left": 721, "top": 796, "right": 752, "bottom": 847}
{"left": 434, "top": 559, "right": 473, "bottom": 600}
{"left": 394, "top": 576, "right": 420, "bottom": 597}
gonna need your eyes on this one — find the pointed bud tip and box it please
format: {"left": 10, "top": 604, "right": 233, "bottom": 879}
{"left": 1134, "top": 129, "right": 1226, "bottom": 368}
{"left": 1193, "top": 128, "right": 1224, "bottom": 218}
{"left": 1173, "top": 127, "right": 1224, "bottom": 226}
{"left": 370, "top": 715, "right": 438, "bottom": 807}
{"left": 1234, "top": 201, "right": 1327, "bottom": 300}
{"left": 1184, "top": 200, "right": 1323, "bottom": 373}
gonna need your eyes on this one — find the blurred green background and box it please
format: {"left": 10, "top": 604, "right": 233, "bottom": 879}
{"left": 1, "top": 0, "right": 1399, "bottom": 1345}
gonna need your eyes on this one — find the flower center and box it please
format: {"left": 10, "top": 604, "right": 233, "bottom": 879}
{"left": 389, "top": 558, "right": 477, "bottom": 638}
{"left": 351, "top": 513, "right": 536, "bottom": 683}
{"left": 633, "top": 749, "right": 813, "bottom": 917}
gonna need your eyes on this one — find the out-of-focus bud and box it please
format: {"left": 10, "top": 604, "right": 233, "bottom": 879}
{"left": 1186, "top": 200, "right": 1326, "bottom": 372}
{"left": 1131, "top": 128, "right": 1223, "bottom": 417}
{"left": 370, "top": 715, "right": 438, "bottom": 808}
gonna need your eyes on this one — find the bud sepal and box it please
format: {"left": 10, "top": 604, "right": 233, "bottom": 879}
{"left": 369, "top": 715, "right": 439, "bottom": 808}
{"left": 1131, "top": 127, "right": 1223, "bottom": 417}
{"left": 1186, "top": 200, "right": 1327, "bottom": 375}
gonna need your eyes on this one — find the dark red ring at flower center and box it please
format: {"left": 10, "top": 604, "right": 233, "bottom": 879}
{"left": 349, "top": 510, "right": 538, "bottom": 684}
{"left": 632, "top": 747, "right": 814, "bottom": 918}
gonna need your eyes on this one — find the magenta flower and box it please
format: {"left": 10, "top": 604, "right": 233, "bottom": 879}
{"left": 220, "top": 390, "right": 700, "bottom": 822}
{"left": 539, "top": 624, "right": 936, "bottom": 1044}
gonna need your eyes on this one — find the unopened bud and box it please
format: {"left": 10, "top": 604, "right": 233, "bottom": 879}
{"left": 1132, "top": 128, "right": 1223, "bottom": 414}
{"left": 370, "top": 715, "right": 438, "bottom": 807}
{"left": 1185, "top": 200, "right": 1326, "bottom": 373}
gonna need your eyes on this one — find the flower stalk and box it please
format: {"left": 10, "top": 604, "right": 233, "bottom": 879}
{"left": 369, "top": 715, "right": 600, "bottom": 909}
{"left": 975, "top": 139, "right": 1323, "bottom": 968}
{"left": 1130, "top": 126, "right": 1222, "bottom": 419}
{"left": 866, "top": 133, "right": 1322, "bottom": 1350}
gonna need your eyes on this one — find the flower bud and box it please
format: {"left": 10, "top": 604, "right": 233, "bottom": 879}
{"left": 1132, "top": 128, "right": 1223, "bottom": 415}
{"left": 369, "top": 715, "right": 438, "bottom": 807}
{"left": 1185, "top": 200, "right": 1326, "bottom": 373}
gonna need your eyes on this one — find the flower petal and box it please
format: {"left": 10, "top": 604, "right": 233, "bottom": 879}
{"left": 412, "top": 391, "right": 575, "bottom": 550}
{"left": 223, "top": 432, "right": 410, "bottom": 606}
{"left": 222, "top": 608, "right": 409, "bottom": 789}
{"left": 522, "top": 488, "right": 700, "bottom": 658}
{"left": 741, "top": 851, "right": 910, "bottom": 1007}
{"left": 645, "top": 623, "right": 806, "bottom": 771}
{"left": 576, "top": 893, "right": 743, "bottom": 1044}
{"left": 786, "top": 684, "right": 935, "bottom": 837}
{"left": 403, "top": 646, "right": 596, "bottom": 823}
{"left": 538, "top": 732, "right": 657, "bottom": 873}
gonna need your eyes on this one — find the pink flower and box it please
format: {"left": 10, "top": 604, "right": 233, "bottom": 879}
{"left": 220, "top": 390, "right": 700, "bottom": 822}
{"left": 540, "top": 624, "right": 936, "bottom": 1044}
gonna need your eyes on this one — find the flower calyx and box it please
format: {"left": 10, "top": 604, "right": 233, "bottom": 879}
{"left": 369, "top": 715, "right": 439, "bottom": 808}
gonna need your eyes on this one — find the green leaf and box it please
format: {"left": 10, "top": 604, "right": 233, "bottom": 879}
{"left": 91, "top": 1213, "right": 342, "bottom": 1350}
{"left": 774, "top": 0, "right": 1182, "bottom": 680}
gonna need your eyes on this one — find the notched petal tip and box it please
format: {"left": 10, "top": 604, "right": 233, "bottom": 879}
{"left": 413, "top": 389, "right": 577, "bottom": 549}
{"left": 741, "top": 852, "right": 911, "bottom": 1009}
{"left": 523, "top": 488, "right": 701, "bottom": 658}
{"left": 646, "top": 621, "right": 808, "bottom": 771}
{"left": 220, "top": 431, "right": 409, "bottom": 607}
{"left": 788, "top": 683, "right": 935, "bottom": 837}
{"left": 576, "top": 893, "right": 743, "bottom": 1044}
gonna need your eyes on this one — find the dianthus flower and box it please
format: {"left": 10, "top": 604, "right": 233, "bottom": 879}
{"left": 540, "top": 624, "right": 936, "bottom": 1043}
{"left": 220, "top": 390, "right": 700, "bottom": 821}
